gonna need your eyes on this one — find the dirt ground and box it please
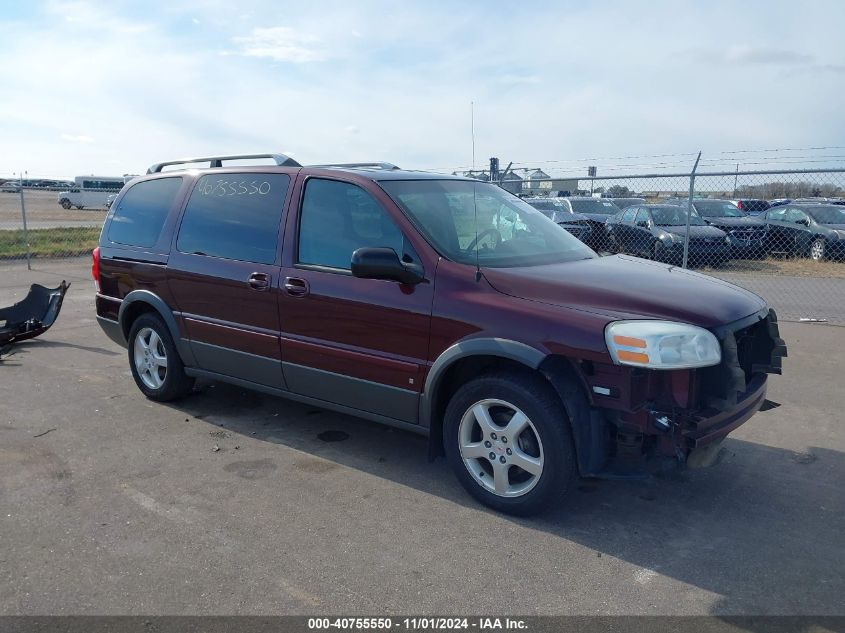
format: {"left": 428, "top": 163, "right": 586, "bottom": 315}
{"left": 0, "top": 189, "right": 107, "bottom": 224}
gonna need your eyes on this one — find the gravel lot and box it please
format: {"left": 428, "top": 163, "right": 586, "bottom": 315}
{"left": 0, "top": 190, "right": 106, "bottom": 228}
{"left": 1, "top": 259, "right": 843, "bottom": 615}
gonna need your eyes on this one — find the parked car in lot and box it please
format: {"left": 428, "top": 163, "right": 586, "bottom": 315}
{"left": 93, "top": 153, "right": 786, "bottom": 516}
{"left": 606, "top": 204, "right": 732, "bottom": 264}
{"left": 522, "top": 198, "right": 594, "bottom": 245}
{"left": 669, "top": 198, "right": 768, "bottom": 258}
{"left": 768, "top": 198, "right": 792, "bottom": 208}
{"left": 761, "top": 204, "right": 845, "bottom": 261}
{"left": 1, "top": 180, "right": 21, "bottom": 193}
{"left": 730, "top": 199, "right": 770, "bottom": 216}
{"left": 532, "top": 197, "right": 620, "bottom": 250}
{"left": 604, "top": 197, "right": 645, "bottom": 210}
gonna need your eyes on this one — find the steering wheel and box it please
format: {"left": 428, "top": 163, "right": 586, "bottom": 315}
{"left": 465, "top": 228, "right": 502, "bottom": 253}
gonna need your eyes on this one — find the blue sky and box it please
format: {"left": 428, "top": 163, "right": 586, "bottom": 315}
{"left": 1, "top": 0, "right": 844, "bottom": 178}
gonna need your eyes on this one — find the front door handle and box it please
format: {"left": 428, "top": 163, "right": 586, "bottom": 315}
{"left": 284, "top": 276, "right": 309, "bottom": 297}
{"left": 248, "top": 272, "right": 271, "bottom": 291}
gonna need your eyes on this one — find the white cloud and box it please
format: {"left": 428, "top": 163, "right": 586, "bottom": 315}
{"left": 232, "top": 26, "right": 324, "bottom": 63}
{"left": 61, "top": 134, "right": 94, "bottom": 143}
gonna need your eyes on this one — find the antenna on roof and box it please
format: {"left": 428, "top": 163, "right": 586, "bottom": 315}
{"left": 470, "top": 101, "right": 476, "bottom": 171}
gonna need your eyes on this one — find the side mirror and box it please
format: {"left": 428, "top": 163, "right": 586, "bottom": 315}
{"left": 636, "top": 220, "right": 649, "bottom": 228}
{"left": 797, "top": 218, "right": 810, "bottom": 226}
{"left": 351, "top": 247, "right": 424, "bottom": 285}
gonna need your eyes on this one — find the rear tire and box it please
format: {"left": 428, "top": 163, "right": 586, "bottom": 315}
{"left": 128, "top": 313, "right": 194, "bottom": 402}
{"left": 75, "top": 205, "right": 84, "bottom": 210}
{"left": 443, "top": 371, "right": 577, "bottom": 516}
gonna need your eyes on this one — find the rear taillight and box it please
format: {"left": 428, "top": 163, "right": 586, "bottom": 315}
{"left": 736, "top": 200, "right": 743, "bottom": 210}
{"left": 91, "top": 247, "right": 100, "bottom": 292}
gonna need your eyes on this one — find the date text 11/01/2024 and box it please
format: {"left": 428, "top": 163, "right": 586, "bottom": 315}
{"left": 307, "top": 618, "right": 528, "bottom": 630}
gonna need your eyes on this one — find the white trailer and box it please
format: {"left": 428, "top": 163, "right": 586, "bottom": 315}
{"left": 58, "top": 176, "right": 129, "bottom": 210}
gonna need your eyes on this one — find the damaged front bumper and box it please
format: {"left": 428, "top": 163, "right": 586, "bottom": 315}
{"left": 0, "top": 281, "right": 70, "bottom": 351}
{"left": 584, "top": 308, "right": 787, "bottom": 477}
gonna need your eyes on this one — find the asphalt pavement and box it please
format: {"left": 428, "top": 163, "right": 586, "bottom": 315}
{"left": 0, "top": 259, "right": 842, "bottom": 615}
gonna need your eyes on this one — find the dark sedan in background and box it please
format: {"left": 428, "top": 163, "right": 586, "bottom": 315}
{"left": 761, "top": 204, "right": 845, "bottom": 261}
{"left": 522, "top": 197, "right": 594, "bottom": 246}
{"left": 606, "top": 204, "right": 731, "bottom": 264}
{"left": 671, "top": 198, "right": 768, "bottom": 258}
{"left": 548, "top": 197, "right": 623, "bottom": 250}
{"left": 731, "top": 198, "right": 771, "bottom": 216}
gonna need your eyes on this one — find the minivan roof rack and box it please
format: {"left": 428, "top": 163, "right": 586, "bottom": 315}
{"left": 312, "top": 162, "right": 400, "bottom": 171}
{"left": 146, "top": 153, "right": 301, "bottom": 174}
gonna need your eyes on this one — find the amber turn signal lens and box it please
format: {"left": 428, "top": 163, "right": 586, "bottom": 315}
{"left": 613, "top": 335, "right": 647, "bottom": 348}
{"left": 617, "top": 350, "right": 650, "bottom": 364}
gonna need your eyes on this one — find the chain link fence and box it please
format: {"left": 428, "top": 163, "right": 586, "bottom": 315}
{"left": 3, "top": 162, "right": 845, "bottom": 324}
{"left": 499, "top": 167, "right": 845, "bottom": 324}
{"left": 0, "top": 179, "right": 107, "bottom": 267}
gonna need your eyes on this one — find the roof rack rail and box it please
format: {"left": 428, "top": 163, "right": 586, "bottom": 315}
{"left": 312, "top": 162, "right": 400, "bottom": 171}
{"left": 146, "top": 153, "right": 301, "bottom": 174}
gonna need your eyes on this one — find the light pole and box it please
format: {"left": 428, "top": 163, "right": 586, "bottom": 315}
{"left": 19, "top": 169, "right": 32, "bottom": 270}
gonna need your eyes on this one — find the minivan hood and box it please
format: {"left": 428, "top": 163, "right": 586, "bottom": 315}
{"left": 483, "top": 255, "right": 766, "bottom": 328}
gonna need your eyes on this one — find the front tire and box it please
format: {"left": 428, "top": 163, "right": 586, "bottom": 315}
{"left": 60, "top": 199, "right": 72, "bottom": 209}
{"left": 810, "top": 238, "right": 826, "bottom": 262}
{"left": 128, "top": 313, "right": 194, "bottom": 402}
{"left": 443, "top": 371, "right": 577, "bottom": 516}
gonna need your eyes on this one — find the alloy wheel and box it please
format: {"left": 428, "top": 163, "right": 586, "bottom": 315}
{"left": 458, "top": 399, "right": 544, "bottom": 498}
{"left": 133, "top": 327, "right": 168, "bottom": 390}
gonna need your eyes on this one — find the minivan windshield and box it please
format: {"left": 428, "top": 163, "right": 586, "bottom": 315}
{"left": 692, "top": 200, "right": 745, "bottom": 218}
{"left": 381, "top": 180, "right": 595, "bottom": 267}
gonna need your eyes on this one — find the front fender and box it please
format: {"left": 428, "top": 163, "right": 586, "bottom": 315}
{"left": 421, "top": 337, "right": 547, "bottom": 461}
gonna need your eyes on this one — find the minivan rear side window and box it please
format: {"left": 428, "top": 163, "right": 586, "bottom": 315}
{"left": 107, "top": 177, "right": 183, "bottom": 247}
{"left": 176, "top": 173, "right": 290, "bottom": 264}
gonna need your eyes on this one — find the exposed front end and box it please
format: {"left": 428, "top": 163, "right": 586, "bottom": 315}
{"left": 576, "top": 309, "right": 786, "bottom": 475}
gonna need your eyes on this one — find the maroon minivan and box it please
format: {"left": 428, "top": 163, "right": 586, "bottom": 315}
{"left": 94, "top": 154, "right": 786, "bottom": 515}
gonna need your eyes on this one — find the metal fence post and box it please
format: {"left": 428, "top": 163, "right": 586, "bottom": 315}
{"left": 681, "top": 151, "right": 702, "bottom": 269}
{"left": 18, "top": 173, "right": 32, "bottom": 270}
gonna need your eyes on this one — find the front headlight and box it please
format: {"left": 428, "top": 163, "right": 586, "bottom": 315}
{"left": 725, "top": 235, "right": 732, "bottom": 244}
{"left": 605, "top": 320, "right": 721, "bottom": 369}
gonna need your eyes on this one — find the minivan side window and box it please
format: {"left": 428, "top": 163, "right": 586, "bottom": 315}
{"left": 176, "top": 173, "right": 290, "bottom": 264}
{"left": 298, "top": 178, "right": 405, "bottom": 270}
{"left": 107, "top": 177, "right": 183, "bottom": 248}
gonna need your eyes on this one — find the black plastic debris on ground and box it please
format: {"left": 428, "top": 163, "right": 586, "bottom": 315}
{"left": 0, "top": 281, "right": 70, "bottom": 359}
